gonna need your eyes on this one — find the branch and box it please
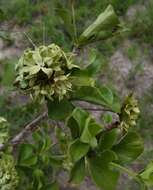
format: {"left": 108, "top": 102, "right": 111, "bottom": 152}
{"left": 11, "top": 111, "right": 48, "bottom": 146}
{"left": 104, "top": 121, "right": 120, "bottom": 131}
{"left": 0, "top": 111, "right": 120, "bottom": 151}
{"left": 0, "top": 111, "right": 48, "bottom": 150}
{"left": 96, "top": 121, "right": 120, "bottom": 141}
{"left": 72, "top": 100, "right": 116, "bottom": 113}
{"left": 84, "top": 107, "right": 115, "bottom": 113}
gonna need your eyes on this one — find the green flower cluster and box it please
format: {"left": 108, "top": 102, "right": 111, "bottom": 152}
{"left": 15, "top": 43, "right": 78, "bottom": 102}
{"left": 0, "top": 117, "right": 9, "bottom": 144}
{"left": 119, "top": 94, "right": 140, "bottom": 131}
{"left": 0, "top": 153, "right": 19, "bottom": 190}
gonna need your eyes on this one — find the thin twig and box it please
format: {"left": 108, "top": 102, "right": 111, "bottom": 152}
{"left": 72, "top": 100, "right": 116, "bottom": 113}
{"left": 11, "top": 111, "right": 48, "bottom": 146}
{"left": 23, "top": 32, "right": 37, "bottom": 48}
{"left": 84, "top": 107, "right": 115, "bottom": 113}
{"left": 0, "top": 29, "right": 37, "bottom": 48}
{"left": 43, "top": 22, "right": 46, "bottom": 45}
{"left": 104, "top": 121, "right": 119, "bottom": 131}
{"left": 0, "top": 106, "right": 119, "bottom": 151}
{"left": 0, "top": 111, "right": 48, "bottom": 150}
{"left": 0, "top": 29, "right": 22, "bottom": 33}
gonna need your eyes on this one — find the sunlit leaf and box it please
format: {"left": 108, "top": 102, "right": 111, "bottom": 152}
{"left": 78, "top": 5, "right": 120, "bottom": 46}
{"left": 69, "top": 139, "right": 89, "bottom": 163}
{"left": 72, "top": 86, "right": 113, "bottom": 107}
{"left": 80, "top": 118, "right": 103, "bottom": 148}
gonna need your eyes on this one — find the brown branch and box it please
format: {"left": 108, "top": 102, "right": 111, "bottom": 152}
{"left": 104, "top": 121, "right": 120, "bottom": 131}
{"left": 0, "top": 111, "right": 48, "bottom": 151}
{"left": 96, "top": 121, "right": 120, "bottom": 141}
{"left": 0, "top": 110, "right": 120, "bottom": 151}
{"left": 11, "top": 111, "right": 48, "bottom": 146}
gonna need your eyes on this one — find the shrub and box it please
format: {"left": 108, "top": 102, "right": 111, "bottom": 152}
{"left": 0, "top": 3, "right": 153, "bottom": 190}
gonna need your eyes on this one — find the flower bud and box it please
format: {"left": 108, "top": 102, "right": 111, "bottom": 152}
{"left": 0, "top": 117, "right": 9, "bottom": 144}
{"left": 119, "top": 94, "right": 140, "bottom": 131}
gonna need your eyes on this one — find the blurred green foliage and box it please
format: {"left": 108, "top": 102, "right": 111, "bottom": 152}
{"left": 130, "top": 0, "right": 153, "bottom": 45}
{"left": 0, "top": 0, "right": 141, "bottom": 48}
{"left": 0, "top": 93, "right": 41, "bottom": 136}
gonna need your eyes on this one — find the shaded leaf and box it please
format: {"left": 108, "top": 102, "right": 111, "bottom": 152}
{"left": 67, "top": 117, "right": 80, "bottom": 139}
{"left": 33, "top": 169, "right": 44, "bottom": 190}
{"left": 70, "top": 158, "right": 86, "bottom": 184}
{"left": 47, "top": 99, "right": 74, "bottom": 121}
{"left": 113, "top": 132, "right": 144, "bottom": 164}
{"left": 50, "top": 155, "right": 63, "bottom": 168}
{"left": 40, "top": 135, "right": 52, "bottom": 152}
{"left": 68, "top": 107, "right": 89, "bottom": 134}
{"left": 99, "top": 128, "right": 119, "bottom": 151}
{"left": 18, "top": 143, "right": 37, "bottom": 167}
{"left": 88, "top": 150, "right": 119, "bottom": 190}
{"left": 49, "top": 181, "right": 59, "bottom": 190}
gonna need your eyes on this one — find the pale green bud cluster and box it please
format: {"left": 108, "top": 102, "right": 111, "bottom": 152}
{"left": 119, "top": 94, "right": 140, "bottom": 131}
{"left": 0, "top": 117, "right": 9, "bottom": 144}
{"left": 15, "top": 43, "right": 78, "bottom": 102}
{"left": 0, "top": 154, "right": 19, "bottom": 190}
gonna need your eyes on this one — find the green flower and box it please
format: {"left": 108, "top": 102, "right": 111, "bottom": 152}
{"left": 15, "top": 43, "right": 78, "bottom": 102}
{"left": 119, "top": 94, "right": 140, "bottom": 131}
{"left": 0, "top": 153, "right": 19, "bottom": 190}
{"left": 0, "top": 117, "right": 9, "bottom": 144}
